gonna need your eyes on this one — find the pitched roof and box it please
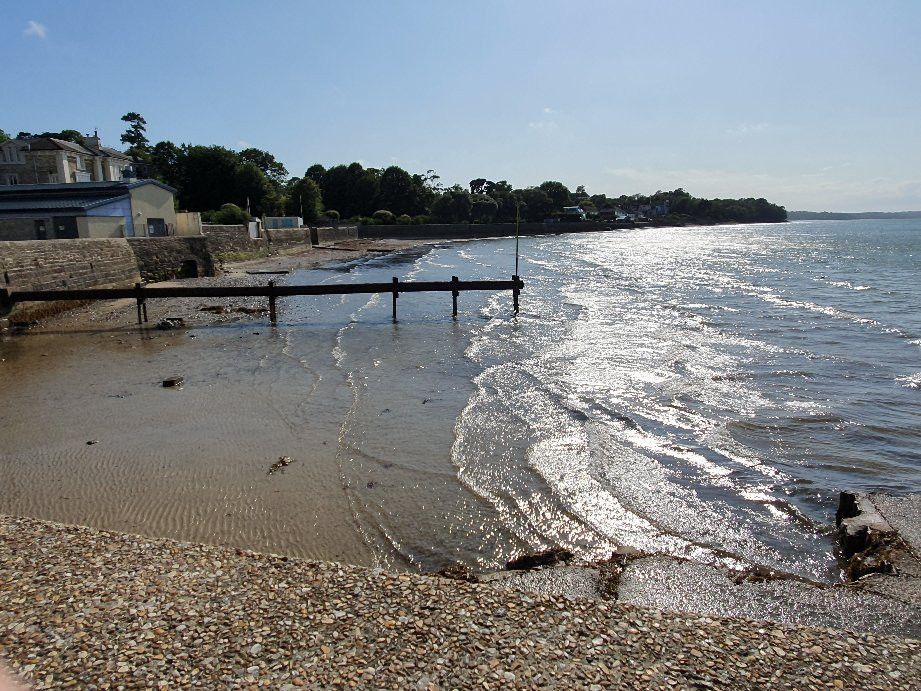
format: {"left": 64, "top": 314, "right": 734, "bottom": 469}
{"left": 7, "top": 137, "right": 133, "bottom": 161}
{"left": 0, "top": 180, "right": 176, "bottom": 215}
{"left": 0, "top": 194, "right": 129, "bottom": 213}
{"left": 15, "top": 138, "right": 96, "bottom": 155}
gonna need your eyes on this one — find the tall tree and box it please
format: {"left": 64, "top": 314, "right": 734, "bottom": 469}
{"left": 430, "top": 186, "right": 472, "bottom": 223}
{"left": 305, "top": 164, "right": 326, "bottom": 185}
{"left": 16, "top": 129, "right": 85, "bottom": 144}
{"left": 518, "top": 187, "right": 554, "bottom": 222}
{"left": 469, "top": 178, "right": 490, "bottom": 195}
{"left": 176, "top": 145, "right": 272, "bottom": 215}
{"left": 379, "top": 165, "right": 426, "bottom": 216}
{"left": 149, "top": 140, "right": 182, "bottom": 188}
{"left": 538, "top": 180, "right": 572, "bottom": 210}
{"left": 320, "top": 162, "right": 380, "bottom": 218}
{"left": 0, "top": 129, "right": 8, "bottom": 143}
{"left": 471, "top": 194, "right": 498, "bottom": 222}
{"left": 285, "top": 176, "right": 323, "bottom": 221}
{"left": 239, "top": 148, "right": 289, "bottom": 186}
{"left": 120, "top": 112, "right": 150, "bottom": 156}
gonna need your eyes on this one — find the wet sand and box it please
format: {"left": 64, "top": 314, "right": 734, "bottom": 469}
{"left": 0, "top": 240, "right": 421, "bottom": 567}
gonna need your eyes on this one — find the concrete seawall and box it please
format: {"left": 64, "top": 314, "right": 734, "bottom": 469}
{"left": 357, "top": 221, "right": 623, "bottom": 241}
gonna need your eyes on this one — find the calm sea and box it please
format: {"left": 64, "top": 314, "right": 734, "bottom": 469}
{"left": 278, "top": 220, "right": 921, "bottom": 581}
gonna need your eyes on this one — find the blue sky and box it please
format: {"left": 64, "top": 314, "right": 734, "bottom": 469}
{"left": 5, "top": 1, "right": 920, "bottom": 211}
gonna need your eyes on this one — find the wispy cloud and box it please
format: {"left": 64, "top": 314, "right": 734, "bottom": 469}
{"left": 24, "top": 20, "right": 47, "bottom": 39}
{"left": 528, "top": 107, "right": 560, "bottom": 132}
{"left": 725, "top": 122, "right": 770, "bottom": 138}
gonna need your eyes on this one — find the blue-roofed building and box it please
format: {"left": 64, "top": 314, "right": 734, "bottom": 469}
{"left": 0, "top": 180, "right": 177, "bottom": 241}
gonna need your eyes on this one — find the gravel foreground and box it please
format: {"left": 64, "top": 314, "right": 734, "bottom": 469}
{"left": 1, "top": 516, "right": 919, "bottom": 689}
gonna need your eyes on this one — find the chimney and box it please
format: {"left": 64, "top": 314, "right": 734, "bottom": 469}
{"left": 85, "top": 129, "right": 101, "bottom": 150}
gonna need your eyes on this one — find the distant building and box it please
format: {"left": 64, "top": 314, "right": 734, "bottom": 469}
{"left": 0, "top": 180, "right": 178, "bottom": 241}
{"left": 0, "top": 135, "right": 133, "bottom": 186}
{"left": 264, "top": 216, "right": 303, "bottom": 230}
{"left": 561, "top": 206, "right": 587, "bottom": 220}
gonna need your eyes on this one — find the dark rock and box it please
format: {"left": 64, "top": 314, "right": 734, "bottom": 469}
{"left": 162, "top": 376, "right": 184, "bottom": 388}
{"left": 268, "top": 456, "right": 294, "bottom": 475}
{"left": 836, "top": 491, "right": 905, "bottom": 581}
{"left": 505, "top": 547, "right": 574, "bottom": 571}
{"left": 433, "top": 564, "right": 477, "bottom": 582}
{"left": 156, "top": 317, "right": 184, "bottom": 330}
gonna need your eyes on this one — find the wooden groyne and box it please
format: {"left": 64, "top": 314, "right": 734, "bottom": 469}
{"left": 1, "top": 275, "right": 524, "bottom": 324}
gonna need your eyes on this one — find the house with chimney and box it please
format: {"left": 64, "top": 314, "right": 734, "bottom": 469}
{"left": 0, "top": 133, "right": 133, "bottom": 187}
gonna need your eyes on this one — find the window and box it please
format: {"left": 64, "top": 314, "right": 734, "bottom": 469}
{"left": 7, "top": 174, "right": 19, "bottom": 185}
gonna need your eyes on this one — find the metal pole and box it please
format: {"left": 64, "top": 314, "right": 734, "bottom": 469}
{"left": 515, "top": 203, "right": 520, "bottom": 277}
{"left": 268, "top": 279, "right": 277, "bottom": 323}
{"left": 451, "top": 275, "right": 459, "bottom": 317}
{"left": 392, "top": 277, "right": 399, "bottom": 321}
{"left": 513, "top": 275, "right": 520, "bottom": 314}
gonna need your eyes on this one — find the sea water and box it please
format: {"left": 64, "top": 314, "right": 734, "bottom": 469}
{"left": 276, "top": 220, "right": 921, "bottom": 581}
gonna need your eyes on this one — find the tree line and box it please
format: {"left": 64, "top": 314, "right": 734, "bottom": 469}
{"left": 1, "top": 118, "right": 787, "bottom": 225}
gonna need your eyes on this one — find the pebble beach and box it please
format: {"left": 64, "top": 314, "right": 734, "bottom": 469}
{"left": 1, "top": 514, "right": 919, "bottom": 689}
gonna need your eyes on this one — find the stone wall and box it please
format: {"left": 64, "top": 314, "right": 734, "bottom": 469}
{"left": 127, "top": 237, "right": 216, "bottom": 282}
{"left": 357, "top": 221, "right": 612, "bottom": 240}
{"left": 0, "top": 238, "right": 141, "bottom": 320}
{"left": 201, "top": 225, "right": 270, "bottom": 259}
{"left": 263, "top": 228, "right": 311, "bottom": 250}
{"left": 315, "top": 225, "right": 359, "bottom": 245}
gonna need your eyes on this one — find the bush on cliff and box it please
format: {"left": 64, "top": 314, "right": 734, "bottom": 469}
{"left": 202, "top": 203, "right": 251, "bottom": 225}
{"left": 372, "top": 210, "right": 395, "bottom": 224}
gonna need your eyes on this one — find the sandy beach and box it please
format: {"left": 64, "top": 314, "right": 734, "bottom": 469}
{"left": 0, "top": 240, "right": 421, "bottom": 567}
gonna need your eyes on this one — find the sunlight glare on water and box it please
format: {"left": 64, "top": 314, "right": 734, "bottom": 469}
{"left": 282, "top": 220, "right": 921, "bottom": 581}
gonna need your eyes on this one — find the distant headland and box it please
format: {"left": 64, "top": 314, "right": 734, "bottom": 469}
{"left": 788, "top": 211, "right": 921, "bottom": 220}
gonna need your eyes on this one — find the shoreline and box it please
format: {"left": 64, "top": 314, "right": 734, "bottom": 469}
{"left": 2, "top": 236, "right": 921, "bottom": 655}
{"left": 1, "top": 513, "right": 919, "bottom": 688}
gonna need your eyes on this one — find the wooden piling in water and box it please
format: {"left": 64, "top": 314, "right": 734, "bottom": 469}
{"left": 268, "top": 280, "right": 277, "bottom": 324}
{"left": 135, "top": 282, "right": 148, "bottom": 324}
{"left": 3, "top": 276, "right": 525, "bottom": 325}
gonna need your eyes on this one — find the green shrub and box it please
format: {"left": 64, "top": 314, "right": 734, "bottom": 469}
{"left": 322, "top": 209, "right": 340, "bottom": 221}
{"left": 372, "top": 209, "right": 395, "bottom": 224}
{"left": 204, "top": 203, "right": 251, "bottom": 225}
{"left": 396, "top": 214, "right": 412, "bottom": 225}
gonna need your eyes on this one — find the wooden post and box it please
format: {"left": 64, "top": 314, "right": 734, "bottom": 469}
{"left": 451, "top": 275, "right": 459, "bottom": 317}
{"left": 135, "top": 282, "right": 146, "bottom": 324}
{"left": 512, "top": 274, "right": 520, "bottom": 314}
{"left": 268, "top": 279, "right": 277, "bottom": 324}
{"left": 392, "top": 276, "right": 399, "bottom": 321}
